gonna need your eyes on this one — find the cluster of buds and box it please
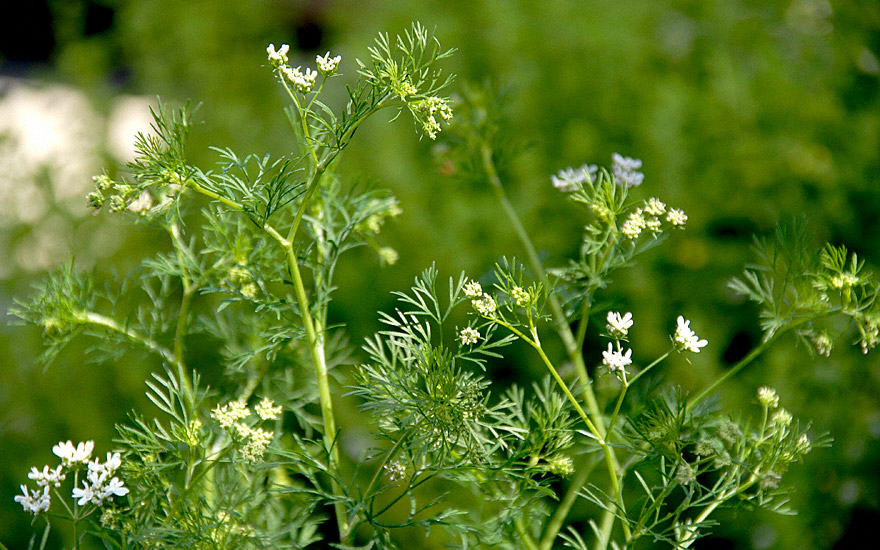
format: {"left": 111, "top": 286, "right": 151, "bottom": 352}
{"left": 211, "top": 397, "right": 282, "bottom": 463}
{"left": 413, "top": 96, "right": 453, "bottom": 139}
{"left": 87, "top": 172, "right": 180, "bottom": 215}
{"left": 620, "top": 197, "right": 687, "bottom": 240}
{"left": 463, "top": 279, "right": 497, "bottom": 317}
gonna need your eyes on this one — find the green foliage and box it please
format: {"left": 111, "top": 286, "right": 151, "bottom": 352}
{"left": 6, "top": 17, "right": 879, "bottom": 550}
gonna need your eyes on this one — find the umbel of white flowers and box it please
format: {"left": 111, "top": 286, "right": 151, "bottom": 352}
{"left": 14, "top": 440, "right": 129, "bottom": 516}
{"left": 601, "top": 312, "right": 708, "bottom": 377}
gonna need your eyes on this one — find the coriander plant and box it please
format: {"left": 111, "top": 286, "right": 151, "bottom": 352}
{"left": 8, "top": 22, "right": 878, "bottom": 550}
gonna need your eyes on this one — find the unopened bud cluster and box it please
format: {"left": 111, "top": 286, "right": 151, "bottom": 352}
{"left": 211, "top": 397, "right": 282, "bottom": 462}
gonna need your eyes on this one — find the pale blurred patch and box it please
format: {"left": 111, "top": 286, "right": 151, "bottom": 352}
{"left": 107, "top": 94, "right": 156, "bottom": 163}
{"left": 0, "top": 79, "right": 149, "bottom": 277}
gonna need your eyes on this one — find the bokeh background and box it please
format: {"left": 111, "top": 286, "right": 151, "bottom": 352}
{"left": 1, "top": 1, "right": 878, "bottom": 548}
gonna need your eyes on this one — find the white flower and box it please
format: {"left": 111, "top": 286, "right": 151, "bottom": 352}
{"left": 472, "top": 293, "right": 497, "bottom": 316}
{"left": 606, "top": 311, "right": 634, "bottom": 339}
{"left": 621, "top": 211, "right": 646, "bottom": 239}
{"left": 611, "top": 153, "right": 644, "bottom": 187}
{"left": 52, "top": 440, "right": 94, "bottom": 465}
{"left": 673, "top": 316, "right": 707, "bottom": 353}
{"left": 463, "top": 280, "right": 483, "bottom": 298}
{"left": 644, "top": 197, "right": 666, "bottom": 216}
{"left": 28, "top": 465, "right": 65, "bottom": 488}
{"left": 602, "top": 342, "right": 633, "bottom": 373}
{"left": 551, "top": 164, "right": 598, "bottom": 192}
{"left": 212, "top": 400, "right": 251, "bottom": 428}
{"left": 282, "top": 65, "right": 317, "bottom": 94}
{"left": 256, "top": 397, "right": 283, "bottom": 420}
{"left": 459, "top": 327, "right": 481, "bottom": 345}
{"left": 72, "top": 480, "right": 96, "bottom": 506}
{"left": 14, "top": 485, "right": 50, "bottom": 515}
{"left": 266, "top": 43, "right": 289, "bottom": 66}
{"left": 757, "top": 386, "right": 779, "bottom": 409}
{"left": 97, "top": 477, "right": 129, "bottom": 500}
{"left": 316, "top": 51, "right": 341, "bottom": 75}
{"left": 103, "top": 452, "right": 122, "bottom": 473}
{"left": 666, "top": 208, "right": 688, "bottom": 226}
{"left": 127, "top": 190, "right": 153, "bottom": 214}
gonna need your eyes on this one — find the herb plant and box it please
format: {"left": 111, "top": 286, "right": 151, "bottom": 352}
{"left": 8, "top": 22, "right": 878, "bottom": 550}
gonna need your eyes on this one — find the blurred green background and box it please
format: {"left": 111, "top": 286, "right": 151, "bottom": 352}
{"left": 1, "top": 0, "right": 878, "bottom": 548}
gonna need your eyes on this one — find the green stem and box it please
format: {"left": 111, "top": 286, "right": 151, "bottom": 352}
{"left": 479, "top": 143, "right": 607, "bottom": 431}
{"left": 607, "top": 350, "right": 672, "bottom": 438}
{"left": 481, "top": 143, "right": 629, "bottom": 546}
{"left": 169, "top": 221, "right": 196, "bottom": 403}
{"left": 77, "top": 311, "right": 179, "bottom": 368}
{"left": 279, "top": 77, "right": 319, "bottom": 166}
{"left": 687, "top": 313, "right": 830, "bottom": 412}
{"left": 539, "top": 458, "right": 600, "bottom": 550}
{"left": 495, "top": 320, "right": 599, "bottom": 437}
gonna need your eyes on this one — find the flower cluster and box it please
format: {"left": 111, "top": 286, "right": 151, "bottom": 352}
{"left": 14, "top": 485, "right": 50, "bottom": 516}
{"left": 282, "top": 66, "right": 318, "bottom": 94}
{"left": 463, "top": 278, "right": 497, "bottom": 317}
{"left": 602, "top": 311, "right": 634, "bottom": 379}
{"left": 551, "top": 164, "right": 598, "bottom": 192}
{"left": 620, "top": 197, "right": 687, "bottom": 240}
{"left": 414, "top": 96, "right": 453, "bottom": 139}
{"left": 316, "top": 51, "right": 341, "bottom": 75}
{"left": 211, "top": 398, "right": 280, "bottom": 463}
{"left": 72, "top": 452, "right": 129, "bottom": 507}
{"left": 267, "top": 43, "right": 340, "bottom": 95}
{"left": 211, "top": 399, "right": 251, "bottom": 428}
{"left": 14, "top": 440, "right": 128, "bottom": 516}
{"left": 266, "top": 43, "right": 289, "bottom": 67}
{"left": 384, "top": 461, "right": 406, "bottom": 482}
{"left": 606, "top": 311, "right": 633, "bottom": 339}
{"left": 237, "top": 425, "right": 274, "bottom": 462}
{"left": 602, "top": 342, "right": 633, "bottom": 374}
{"left": 673, "top": 316, "right": 708, "bottom": 353}
{"left": 611, "top": 152, "right": 644, "bottom": 187}
{"left": 459, "top": 326, "right": 481, "bottom": 345}
{"left": 757, "top": 386, "right": 780, "bottom": 409}
{"left": 53, "top": 440, "right": 94, "bottom": 466}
